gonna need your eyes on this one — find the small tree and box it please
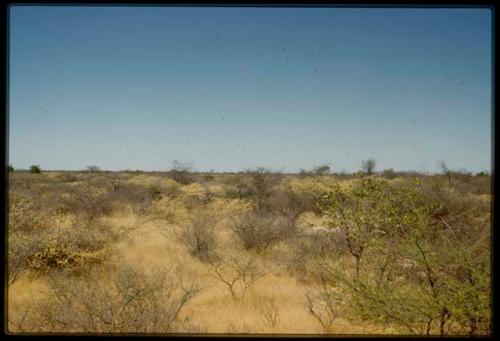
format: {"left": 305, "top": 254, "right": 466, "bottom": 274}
{"left": 207, "top": 254, "right": 266, "bottom": 300}
{"left": 229, "top": 211, "right": 296, "bottom": 253}
{"left": 298, "top": 168, "right": 312, "bottom": 179}
{"left": 86, "top": 165, "right": 100, "bottom": 174}
{"left": 166, "top": 160, "right": 195, "bottom": 185}
{"left": 29, "top": 165, "right": 41, "bottom": 174}
{"left": 313, "top": 165, "right": 331, "bottom": 176}
{"left": 177, "top": 209, "right": 218, "bottom": 262}
{"left": 320, "top": 180, "right": 490, "bottom": 335}
{"left": 8, "top": 164, "right": 14, "bottom": 172}
{"left": 438, "top": 161, "right": 453, "bottom": 185}
{"left": 381, "top": 168, "right": 397, "bottom": 179}
{"left": 361, "top": 159, "right": 376, "bottom": 175}
{"left": 246, "top": 167, "right": 283, "bottom": 210}
{"left": 322, "top": 179, "right": 392, "bottom": 278}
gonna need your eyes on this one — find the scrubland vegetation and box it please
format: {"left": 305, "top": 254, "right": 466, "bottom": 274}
{"left": 7, "top": 165, "right": 491, "bottom": 335}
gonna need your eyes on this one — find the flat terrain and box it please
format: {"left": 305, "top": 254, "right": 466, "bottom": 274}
{"left": 7, "top": 170, "right": 491, "bottom": 335}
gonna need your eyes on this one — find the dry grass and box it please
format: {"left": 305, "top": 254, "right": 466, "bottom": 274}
{"left": 7, "top": 171, "right": 490, "bottom": 335}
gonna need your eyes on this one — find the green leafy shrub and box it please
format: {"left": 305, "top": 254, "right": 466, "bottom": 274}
{"left": 319, "top": 178, "right": 490, "bottom": 335}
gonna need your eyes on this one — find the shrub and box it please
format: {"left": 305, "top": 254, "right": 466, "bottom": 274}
{"left": 9, "top": 192, "right": 50, "bottom": 234}
{"left": 107, "top": 181, "right": 178, "bottom": 215}
{"left": 258, "top": 294, "right": 280, "bottom": 329}
{"left": 306, "top": 290, "right": 337, "bottom": 333}
{"left": 320, "top": 178, "right": 491, "bottom": 335}
{"left": 60, "top": 186, "right": 114, "bottom": 227}
{"left": 8, "top": 192, "right": 56, "bottom": 284}
{"left": 57, "top": 172, "right": 78, "bottom": 183}
{"left": 298, "top": 168, "right": 312, "bottom": 178}
{"left": 8, "top": 228, "right": 53, "bottom": 285}
{"left": 246, "top": 168, "right": 283, "bottom": 210}
{"left": 223, "top": 174, "right": 253, "bottom": 200}
{"left": 180, "top": 183, "right": 213, "bottom": 207}
{"left": 207, "top": 254, "right": 266, "bottom": 300}
{"left": 149, "top": 196, "right": 189, "bottom": 225}
{"left": 30, "top": 263, "right": 203, "bottom": 333}
{"left": 268, "top": 178, "right": 333, "bottom": 216}
{"left": 361, "top": 159, "right": 376, "bottom": 175}
{"left": 381, "top": 168, "right": 397, "bottom": 179}
{"left": 57, "top": 221, "right": 117, "bottom": 253}
{"left": 229, "top": 210, "right": 296, "bottom": 253}
{"left": 202, "top": 173, "right": 215, "bottom": 181}
{"left": 29, "top": 165, "right": 41, "bottom": 174}
{"left": 177, "top": 209, "right": 218, "bottom": 262}
{"left": 313, "top": 165, "right": 331, "bottom": 176}
{"left": 286, "top": 233, "right": 341, "bottom": 284}
{"left": 86, "top": 165, "right": 101, "bottom": 173}
{"left": 223, "top": 169, "right": 283, "bottom": 208}
{"left": 166, "top": 160, "right": 195, "bottom": 185}
{"left": 26, "top": 246, "right": 85, "bottom": 273}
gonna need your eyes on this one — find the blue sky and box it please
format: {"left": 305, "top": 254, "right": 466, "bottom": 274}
{"left": 8, "top": 6, "right": 492, "bottom": 173}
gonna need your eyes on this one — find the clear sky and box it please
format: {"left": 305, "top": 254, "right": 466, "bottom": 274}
{"left": 8, "top": 6, "right": 492, "bottom": 173}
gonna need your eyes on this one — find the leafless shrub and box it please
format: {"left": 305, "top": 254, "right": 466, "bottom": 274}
{"left": 9, "top": 192, "right": 51, "bottom": 233}
{"left": 258, "top": 294, "right": 280, "bottom": 329}
{"left": 305, "top": 290, "right": 337, "bottom": 333}
{"left": 8, "top": 192, "right": 55, "bottom": 285}
{"left": 30, "top": 263, "right": 203, "bottom": 333}
{"left": 207, "top": 254, "right": 266, "bottom": 300}
{"left": 437, "top": 161, "right": 474, "bottom": 188}
{"left": 361, "top": 158, "right": 377, "bottom": 175}
{"left": 246, "top": 167, "right": 283, "bottom": 210}
{"left": 176, "top": 209, "right": 218, "bottom": 262}
{"left": 58, "top": 186, "right": 113, "bottom": 227}
{"left": 86, "top": 165, "right": 101, "bottom": 173}
{"left": 222, "top": 174, "right": 253, "bottom": 200}
{"left": 166, "top": 160, "right": 195, "bottom": 185}
{"left": 268, "top": 184, "right": 328, "bottom": 217}
{"left": 59, "top": 221, "right": 118, "bottom": 253}
{"left": 298, "top": 168, "right": 312, "bottom": 178}
{"left": 201, "top": 182, "right": 214, "bottom": 203}
{"left": 229, "top": 211, "right": 297, "bottom": 253}
{"left": 104, "top": 182, "right": 154, "bottom": 215}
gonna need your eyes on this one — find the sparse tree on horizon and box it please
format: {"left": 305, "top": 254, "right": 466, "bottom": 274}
{"left": 166, "top": 160, "right": 195, "bottom": 185}
{"left": 87, "top": 165, "right": 101, "bottom": 174}
{"left": 313, "top": 165, "right": 331, "bottom": 176}
{"left": 29, "top": 165, "right": 41, "bottom": 174}
{"left": 361, "top": 158, "right": 377, "bottom": 175}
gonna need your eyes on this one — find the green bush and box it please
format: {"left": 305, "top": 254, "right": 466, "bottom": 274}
{"left": 29, "top": 165, "right": 41, "bottom": 174}
{"left": 319, "top": 178, "right": 490, "bottom": 335}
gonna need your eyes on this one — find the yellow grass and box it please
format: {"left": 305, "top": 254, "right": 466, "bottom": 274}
{"left": 9, "top": 172, "right": 486, "bottom": 335}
